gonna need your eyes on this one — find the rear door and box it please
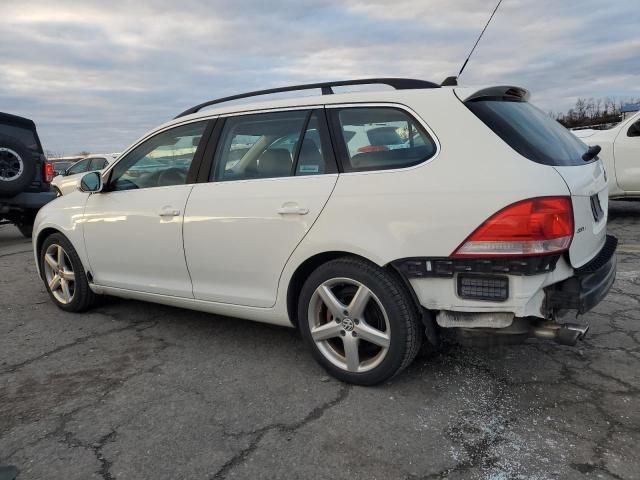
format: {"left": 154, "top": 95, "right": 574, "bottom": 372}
{"left": 183, "top": 109, "right": 338, "bottom": 307}
{"left": 614, "top": 115, "right": 640, "bottom": 192}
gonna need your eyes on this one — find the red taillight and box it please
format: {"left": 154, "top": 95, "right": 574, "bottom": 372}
{"left": 453, "top": 197, "right": 574, "bottom": 257}
{"left": 44, "top": 161, "right": 55, "bottom": 183}
{"left": 357, "top": 145, "right": 389, "bottom": 153}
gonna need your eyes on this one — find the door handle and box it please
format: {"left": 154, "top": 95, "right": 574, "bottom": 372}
{"left": 158, "top": 207, "right": 180, "bottom": 217}
{"left": 277, "top": 203, "right": 309, "bottom": 215}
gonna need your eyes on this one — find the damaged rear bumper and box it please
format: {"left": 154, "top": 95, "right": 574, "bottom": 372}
{"left": 545, "top": 235, "right": 618, "bottom": 315}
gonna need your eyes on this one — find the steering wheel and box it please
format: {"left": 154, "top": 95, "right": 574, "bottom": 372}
{"left": 157, "top": 168, "right": 187, "bottom": 187}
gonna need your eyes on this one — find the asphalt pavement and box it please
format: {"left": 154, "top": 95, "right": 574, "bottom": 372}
{"left": 1, "top": 201, "right": 639, "bottom": 479}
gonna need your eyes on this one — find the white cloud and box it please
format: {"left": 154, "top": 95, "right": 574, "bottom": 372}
{"left": 1, "top": 0, "right": 638, "bottom": 154}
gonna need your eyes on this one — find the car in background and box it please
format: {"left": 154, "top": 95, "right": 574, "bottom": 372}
{"left": 51, "top": 153, "right": 119, "bottom": 196}
{"left": 51, "top": 160, "right": 76, "bottom": 176}
{"left": 0, "top": 112, "right": 56, "bottom": 237}
{"left": 573, "top": 111, "right": 640, "bottom": 198}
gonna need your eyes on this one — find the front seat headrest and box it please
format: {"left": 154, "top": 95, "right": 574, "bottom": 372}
{"left": 257, "top": 148, "right": 292, "bottom": 178}
{"left": 297, "top": 139, "right": 324, "bottom": 174}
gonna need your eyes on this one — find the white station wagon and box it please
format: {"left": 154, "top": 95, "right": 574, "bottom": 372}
{"left": 33, "top": 78, "right": 617, "bottom": 385}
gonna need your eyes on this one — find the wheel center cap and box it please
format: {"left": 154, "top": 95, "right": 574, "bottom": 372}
{"left": 341, "top": 317, "right": 354, "bottom": 331}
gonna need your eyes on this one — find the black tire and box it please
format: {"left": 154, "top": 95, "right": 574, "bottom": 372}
{"left": 0, "top": 135, "right": 36, "bottom": 197}
{"left": 298, "top": 257, "right": 422, "bottom": 386}
{"left": 17, "top": 223, "right": 33, "bottom": 238}
{"left": 40, "top": 232, "right": 96, "bottom": 312}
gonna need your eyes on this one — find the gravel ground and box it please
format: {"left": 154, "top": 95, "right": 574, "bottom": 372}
{"left": 1, "top": 200, "right": 639, "bottom": 480}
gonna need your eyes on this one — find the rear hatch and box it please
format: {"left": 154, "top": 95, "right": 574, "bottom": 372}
{"left": 0, "top": 111, "right": 48, "bottom": 194}
{"left": 460, "top": 86, "right": 608, "bottom": 268}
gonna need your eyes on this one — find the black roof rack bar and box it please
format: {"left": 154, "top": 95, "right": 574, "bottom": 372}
{"left": 175, "top": 78, "right": 440, "bottom": 118}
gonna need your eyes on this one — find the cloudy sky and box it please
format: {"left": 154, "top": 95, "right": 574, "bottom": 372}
{"left": 2, "top": 0, "right": 639, "bottom": 155}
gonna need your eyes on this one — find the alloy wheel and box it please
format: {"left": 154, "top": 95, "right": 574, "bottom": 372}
{"left": 43, "top": 243, "right": 76, "bottom": 304}
{"left": 308, "top": 277, "right": 391, "bottom": 373}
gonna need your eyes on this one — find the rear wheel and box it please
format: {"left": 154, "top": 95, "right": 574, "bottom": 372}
{"left": 40, "top": 233, "right": 96, "bottom": 312}
{"left": 298, "top": 257, "right": 422, "bottom": 385}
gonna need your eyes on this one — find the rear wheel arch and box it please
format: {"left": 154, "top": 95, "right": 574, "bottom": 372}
{"left": 287, "top": 251, "right": 384, "bottom": 328}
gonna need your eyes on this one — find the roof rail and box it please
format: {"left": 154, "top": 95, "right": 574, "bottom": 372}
{"left": 174, "top": 78, "right": 440, "bottom": 118}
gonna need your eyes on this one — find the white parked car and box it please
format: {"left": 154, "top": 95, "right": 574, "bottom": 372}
{"left": 33, "top": 79, "right": 617, "bottom": 385}
{"left": 51, "top": 153, "right": 119, "bottom": 196}
{"left": 573, "top": 111, "right": 640, "bottom": 198}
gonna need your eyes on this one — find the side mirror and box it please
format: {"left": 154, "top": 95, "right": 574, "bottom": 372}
{"left": 79, "top": 171, "right": 103, "bottom": 193}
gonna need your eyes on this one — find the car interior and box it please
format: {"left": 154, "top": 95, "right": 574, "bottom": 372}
{"left": 217, "top": 113, "right": 325, "bottom": 181}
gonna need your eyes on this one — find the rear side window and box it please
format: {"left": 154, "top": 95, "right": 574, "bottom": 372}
{"left": 0, "top": 122, "right": 40, "bottom": 152}
{"left": 213, "top": 110, "right": 333, "bottom": 181}
{"left": 466, "top": 99, "right": 589, "bottom": 166}
{"left": 333, "top": 107, "right": 437, "bottom": 172}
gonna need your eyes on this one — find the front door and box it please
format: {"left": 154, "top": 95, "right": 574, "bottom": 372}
{"left": 615, "top": 116, "right": 640, "bottom": 192}
{"left": 183, "top": 109, "right": 338, "bottom": 307}
{"left": 83, "top": 120, "right": 210, "bottom": 297}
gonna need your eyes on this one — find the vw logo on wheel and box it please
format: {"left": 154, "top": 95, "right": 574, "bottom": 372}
{"left": 341, "top": 317, "right": 355, "bottom": 332}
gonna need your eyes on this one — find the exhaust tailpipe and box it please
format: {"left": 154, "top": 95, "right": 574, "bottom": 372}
{"left": 530, "top": 323, "right": 590, "bottom": 346}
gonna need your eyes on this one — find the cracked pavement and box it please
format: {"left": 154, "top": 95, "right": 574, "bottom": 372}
{"left": 1, "top": 200, "right": 639, "bottom": 479}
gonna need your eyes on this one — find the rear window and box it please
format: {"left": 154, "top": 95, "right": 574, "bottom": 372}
{"left": 0, "top": 122, "right": 40, "bottom": 152}
{"left": 466, "top": 99, "right": 589, "bottom": 166}
{"left": 334, "top": 107, "right": 437, "bottom": 172}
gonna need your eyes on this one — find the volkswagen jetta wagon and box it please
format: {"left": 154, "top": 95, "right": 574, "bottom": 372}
{"left": 33, "top": 78, "right": 617, "bottom": 385}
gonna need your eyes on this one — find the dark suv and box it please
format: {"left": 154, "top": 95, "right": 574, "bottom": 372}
{"left": 0, "top": 112, "right": 56, "bottom": 237}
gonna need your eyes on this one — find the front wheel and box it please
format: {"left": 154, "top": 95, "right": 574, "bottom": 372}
{"left": 40, "top": 232, "right": 96, "bottom": 312}
{"left": 298, "top": 257, "right": 422, "bottom": 385}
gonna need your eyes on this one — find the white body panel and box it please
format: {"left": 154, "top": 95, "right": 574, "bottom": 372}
{"left": 184, "top": 175, "right": 337, "bottom": 307}
{"left": 51, "top": 173, "right": 85, "bottom": 196}
{"left": 553, "top": 161, "right": 608, "bottom": 267}
{"left": 572, "top": 112, "right": 640, "bottom": 198}
{"left": 613, "top": 119, "right": 640, "bottom": 192}
{"left": 83, "top": 186, "right": 194, "bottom": 297}
{"left": 33, "top": 85, "right": 611, "bottom": 329}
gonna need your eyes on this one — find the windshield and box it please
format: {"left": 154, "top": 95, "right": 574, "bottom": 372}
{"left": 467, "top": 99, "right": 591, "bottom": 166}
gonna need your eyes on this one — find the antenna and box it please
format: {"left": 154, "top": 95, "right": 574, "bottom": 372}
{"left": 459, "top": 0, "right": 503, "bottom": 77}
{"left": 441, "top": 0, "right": 504, "bottom": 86}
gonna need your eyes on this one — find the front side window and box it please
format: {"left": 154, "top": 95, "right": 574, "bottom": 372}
{"left": 628, "top": 120, "right": 640, "bottom": 137}
{"left": 109, "top": 121, "right": 208, "bottom": 191}
{"left": 66, "top": 159, "right": 91, "bottom": 175}
{"left": 213, "top": 110, "right": 330, "bottom": 181}
{"left": 334, "top": 107, "right": 437, "bottom": 172}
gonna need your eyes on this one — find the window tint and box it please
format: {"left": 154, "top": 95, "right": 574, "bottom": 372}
{"left": 466, "top": 99, "right": 590, "bottom": 166}
{"left": 66, "top": 159, "right": 91, "bottom": 175}
{"left": 110, "top": 121, "right": 207, "bottom": 191}
{"left": 335, "top": 107, "right": 436, "bottom": 171}
{"left": 0, "top": 122, "right": 40, "bottom": 152}
{"left": 213, "top": 110, "right": 310, "bottom": 181}
{"left": 296, "top": 114, "right": 326, "bottom": 176}
{"left": 628, "top": 120, "right": 640, "bottom": 137}
{"left": 88, "top": 157, "right": 108, "bottom": 170}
